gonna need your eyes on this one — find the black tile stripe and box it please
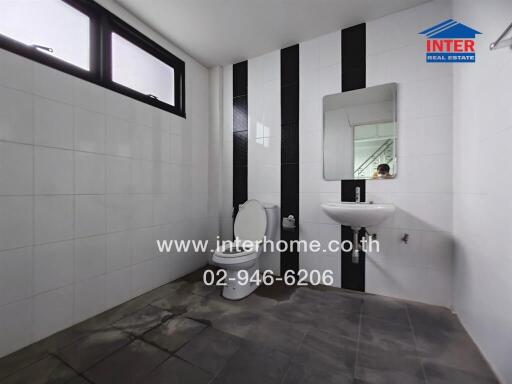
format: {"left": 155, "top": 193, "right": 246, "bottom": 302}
{"left": 280, "top": 45, "right": 300, "bottom": 275}
{"left": 341, "top": 24, "right": 366, "bottom": 292}
{"left": 233, "top": 61, "right": 248, "bottom": 223}
{"left": 341, "top": 180, "right": 366, "bottom": 291}
{"left": 342, "top": 24, "right": 366, "bottom": 92}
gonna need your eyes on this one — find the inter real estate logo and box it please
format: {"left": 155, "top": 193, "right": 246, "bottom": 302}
{"left": 419, "top": 19, "right": 481, "bottom": 63}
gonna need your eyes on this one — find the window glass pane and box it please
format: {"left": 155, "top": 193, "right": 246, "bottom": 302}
{"left": 0, "top": 0, "right": 90, "bottom": 70}
{"left": 111, "top": 33, "right": 175, "bottom": 106}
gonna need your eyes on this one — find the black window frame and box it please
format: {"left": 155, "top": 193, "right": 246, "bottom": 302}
{"left": 0, "top": 0, "right": 185, "bottom": 118}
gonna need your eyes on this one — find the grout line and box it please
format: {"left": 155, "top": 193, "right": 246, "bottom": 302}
{"left": 352, "top": 309, "right": 363, "bottom": 380}
{"left": 405, "top": 304, "right": 428, "bottom": 384}
{"left": 278, "top": 325, "right": 310, "bottom": 384}
{"left": 49, "top": 352, "right": 94, "bottom": 383}
{"left": 72, "top": 102, "right": 77, "bottom": 326}
{"left": 0, "top": 352, "right": 52, "bottom": 383}
{"left": 30, "top": 89, "right": 36, "bottom": 347}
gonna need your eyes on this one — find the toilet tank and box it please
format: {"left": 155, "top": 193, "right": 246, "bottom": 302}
{"left": 262, "top": 203, "right": 279, "bottom": 241}
{"left": 260, "top": 203, "right": 280, "bottom": 274}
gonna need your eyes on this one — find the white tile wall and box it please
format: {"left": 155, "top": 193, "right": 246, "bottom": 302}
{"left": 247, "top": 51, "right": 281, "bottom": 274}
{"left": 75, "top": 152, "right": 106, "bottom": 194}
{"left": 220, "top": 65, "right": 233, "bottom": 241}
{"left": 74, "top": 274, "right": 107, "bottom": 323}
{"left": 365, "top": 0, "right": 453, "bottom": 306}
{"left": 0, "top": 85, "right": 34, "bottom": 144}
{"left": 106, "top": 267, "right": 132, "bottom": 309}
{"left": 452, "top": 1, "right": 512, "bottom": 382}
{"left": 299, "top": 31, "right": 343, "bottom": 288}
{"left": 34, "top": 147, "right": 74, "bottom": 195}
{"left": 33, "top": 241, "right": 74, "bottom": 294}
{"left": 75, "top": 235, "right": 107, "bottom": 282}
{"left": 0, "top": 142, "right": 33, "bottom": 195}
{"left": 0, "top": 43, "right": 211, "bottom": 357}
{"left": 34, "top": 96, "right": 74, "bottom": 149}
{"left": 74, "top": 107, "right": 106, "bottom": 153}
{"left": 33, "top": 285, "right": 74, "bottom": 341}
{"left": 0, "top": 247, "right": 33, "bottom": 306}
{"left": 0, "top": 196, "right": 33, "bottom": 250}
{"left": 0, "top": 299, "right": 32, "bottom": 357}
{"left": 75, "top": 195, "right": 106, "bottom": 238}
{"left": 34, "top": 196, "right": 74, "bottom": 244}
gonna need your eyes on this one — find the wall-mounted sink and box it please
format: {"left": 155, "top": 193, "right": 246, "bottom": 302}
{"left": 321, "top": 202, "right": 395, "bottom": 230}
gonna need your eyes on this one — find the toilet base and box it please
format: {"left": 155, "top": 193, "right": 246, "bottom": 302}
{"left": 222, "top": 262, "right": 259, "bottom": 300}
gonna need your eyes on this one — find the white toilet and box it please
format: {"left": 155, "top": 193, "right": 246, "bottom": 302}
{"left": 212, "top": 200, "right": 278, "bottom": 300}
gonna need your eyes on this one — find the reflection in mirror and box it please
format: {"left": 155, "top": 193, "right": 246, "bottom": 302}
{"left": 323, "top": 83, "right": 397, "bottom": 180}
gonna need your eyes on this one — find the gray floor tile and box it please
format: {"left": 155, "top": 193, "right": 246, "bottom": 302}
{"left": 422, "top": 362, "right": 499, "bottom": 384}
{"left": 407, "top": 302, "right": 464, "bottom": 332}
{"left": 190, "top": 281, "right": 221, "bottom": 297}
{"left": 0, "top": 267, "right": 500, "bottom": 384}
{"left": 56, "top": 328, "right": 132, "bottom": 372}
{"left": 0, "top": 280, "right": 190, "bottom": 382}
{"left": 361, "top": 295, "right": 409, "bottom": 325}
{"left": 414, "top": 326, "right": 495, "bottom": 378}
{"left": 181, "top": 267, "right": 212, "bottom": 283}
{"left": 268, "top": 301, "right": 318, "bottom": 327}
{"left": 355, "top": 342, "right": 425, "bottom": 384}
{"left": 84, "top": 340, "right": 169, "bottom": 384}
{"left": 214, "top": 341, "right": 290, "bottom": 384}
{"left": 151, "top": 290, "right": 204, "bottom": 315}
{"left": 81, "top": 281, "right": 184, "bottom": 329}
{"left": 140, "top": 357, "right": 212, "bottom": 384}
{"left": 212, "top": 309, "right": 265, "bottom": 338}
{"left": 0, "top": 356, "right": 77, "bottom": 384}
{"left": 94, "top": 297, "right": 156, "bottom": 324}
{"left": 184, "top": 297, "right": 241, "bottom": 325}
{"left": 282, "top": 362, "right": 355, "bottom": 384}
{"left": 144, "top": 317, "right": 206, "bottom": 352}
{"left": 243, "top": 314, "right": 309, "bottom": 356}
{"left": 112, "top": 305, "right": 173, "bottom": 336}
{"left": 207, "top": 288, "right": 278, "bottom": 311}
{"left": 0, "top": 343, "right": 50, "bottom": 381}
{"left": 294, "top": 287, "right": 363, "bottom": 314}
{"left": 311, "top": 310, "right": 361, "bottom": 340}
{"left": 360, "top": 316, "right": 415, "bottom": 353}
{"left": 176, "top": 327, "right": 243, "bottom": 374}
{"left": 252, "top": 281, "right": 297, "bottom": 302}
{"left": 160, "top": 276, "right": 220, "bottom": 298}
{"left": 293, "top": 328, "right": 358, "bottom": 375}
{"left": 65, "top": 377, "right": 90, "bottom": 384}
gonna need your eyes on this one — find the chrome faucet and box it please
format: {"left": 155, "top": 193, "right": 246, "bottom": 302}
{"left": 355, "top": 186, "right": 361, "bottom": 203}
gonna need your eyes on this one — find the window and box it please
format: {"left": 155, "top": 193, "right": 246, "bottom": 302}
{"left": 112, "top": 33, "right": 175, "bottom": 106}
{"left": 0, "top": 0, "right": 90, "bottom": 70}
{"left": 0, "top": 0, "right": 185, "bottom": 117}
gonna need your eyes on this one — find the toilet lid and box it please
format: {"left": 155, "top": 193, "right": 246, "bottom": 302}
{"left": 234, "top": 200, "right": 267, "bottom": 242}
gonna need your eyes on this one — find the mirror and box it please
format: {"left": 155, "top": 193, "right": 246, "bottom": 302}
{"left": 323, "top": 83, "right": 397, "bottom": 180}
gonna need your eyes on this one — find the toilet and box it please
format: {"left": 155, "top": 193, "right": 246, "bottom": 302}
{"left": 212, "top": 200, "right": 278, "bottom": 300}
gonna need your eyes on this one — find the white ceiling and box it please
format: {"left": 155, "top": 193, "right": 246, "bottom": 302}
{"left": 115, "top": 0, "right": 431, "bottom": 67}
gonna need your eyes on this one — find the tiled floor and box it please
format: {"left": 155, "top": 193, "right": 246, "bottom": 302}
{"left": 0, "top": 268, "right": 499, "bottom": 384}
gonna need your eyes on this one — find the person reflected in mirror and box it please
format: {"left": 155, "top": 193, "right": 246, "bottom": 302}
{"left": 373, "top": 163, "right": 392, "bottom": 179}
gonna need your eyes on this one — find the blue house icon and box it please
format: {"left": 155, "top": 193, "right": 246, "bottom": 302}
{"left": 419, "top": 19, "right": 481, "bottom": 39}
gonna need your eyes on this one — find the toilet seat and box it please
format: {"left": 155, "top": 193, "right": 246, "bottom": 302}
{"left": 233, "top": 200, "right": 267, "bottom": 242}
{"left": 215, "top": 244, "right": 257, "bottom": 258}
{"left": 213, "top": 242, "right": 261, "bottom": 265}
{"left": 213, "top": 252, "right": 259, "bottom": 266}
{"left": 213, "top": 200, "right": 267, "bottom": 264}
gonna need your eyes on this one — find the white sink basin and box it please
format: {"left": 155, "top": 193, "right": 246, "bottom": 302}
{"left": 321, "top": 202, "right": 395, "bottom": 229}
